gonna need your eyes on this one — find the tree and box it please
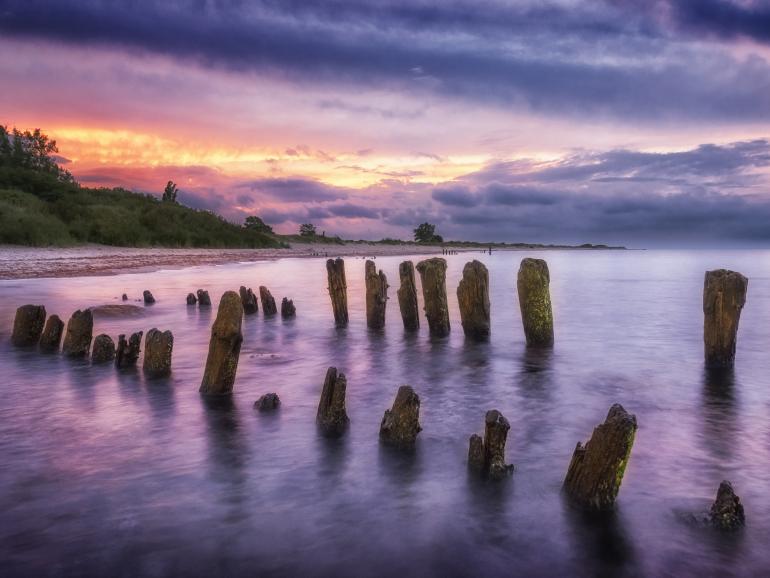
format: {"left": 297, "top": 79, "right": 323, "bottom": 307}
{"left": 299, "top": 223, "right": 317, "bottom": 237}
{"left": 0, "top": 125, "right": 74, "bottom": 183}
{"left": 162, "top": 181, "right": 178, "bottom": 203}
{"left": 413, "top": 222, "right": 442, "bottom": 243}
{"left": 244, "top": 215, "right": 273, "bottom": 234}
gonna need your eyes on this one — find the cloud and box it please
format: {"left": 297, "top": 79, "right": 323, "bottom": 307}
{"left": 237, "top": 177, "right": 349, "bottom": 202}
{"left": 3, "top": 0, "right": 770, "bottom": 122}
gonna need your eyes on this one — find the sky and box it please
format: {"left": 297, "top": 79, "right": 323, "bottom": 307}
{"left": 1, "top": 0, "right": 770, "bottom": 246}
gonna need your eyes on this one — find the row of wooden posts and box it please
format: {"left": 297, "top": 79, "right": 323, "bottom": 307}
{"left": 331, "top": 257, "right": 749, "bottom": 369}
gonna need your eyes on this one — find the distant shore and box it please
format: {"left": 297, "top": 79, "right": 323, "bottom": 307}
{"left": 0, "top": 242, "right": 625, "bottom": 280}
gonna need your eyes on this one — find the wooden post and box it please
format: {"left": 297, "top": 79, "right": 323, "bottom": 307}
{"left": 39, "top": 314, "right": 64, "bottom": 351}
{"left": 703, "top": 269, "right": 747, "bottom": 368}
{"left": 710, "top": 480, "right": 745, "bottom": 531}
{"left": 91, "top": 334, "right": 116, "bottom": 363}
{"left": 199, "top": 291, "right": 243, "bottom": 395}
{"left": 115, "top": 331, "right": 143, "bottom": 368}
{"left": 467, "top": 409, "right": 513, "bottom": 479}
{"left": 380, "top": 385, "right": 422, "bottom": 448}
{"left": 11, "top": 304, "right": 46, "bottom": 347}
{"left": 196, "top": 289, "right": 211, "bottom": 306}
{"left": 365, "top": 260, "right": 388, "bottom": 329}
{"left": 397, "top": 261, "right": 420, "bottom": 331}
{"left": 281, "top": 298, "right": 296, "bottom": 318}
{"left": 62, "top": 309, "right": 94, "bottom": 358}
{"left": 563, "top": 404, "right": 637, "bottom": 510}
{"left": 240, "top": 286, "right": 258, "bottom": 315}
{"left": 316, "top": 366, "right": 349, "bottom": 436}
{"left": 144, "top": 328, "right": 174, "bottom": 376}
{"left": 517, "top": 258, "right": 554, "bottom": 347}
{"left": 326, "top": 258, "right": 348, "bottom": 326}
{"left": 457, "top": 260, "right": 490, "bottom": 339}
{"left": 416, "top": 258, "right": 450, "bottom": 337}
{"left": 259, "top": 286, "right": 277, "bottom": 315}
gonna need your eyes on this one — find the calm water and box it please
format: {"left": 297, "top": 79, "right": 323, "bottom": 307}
{"left": 1, "top": 250, "right": 770, "bottom": 577}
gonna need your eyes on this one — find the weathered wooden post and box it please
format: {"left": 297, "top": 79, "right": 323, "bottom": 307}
{"left": 144, "top": 328, "right": 174, "bottom": 376}
{"left": 143, "top": 290, "right": 156, "bottom": 304}
{"left": 254, "top": 393, "right": 281, "bottom": 411}
{"left": 416, "top": 258, "right": 450, "bottom": 337}
{"left": 563, "top": 403, "right": 637, "bottom": 510}
{"left": 365, "top": 260, "right": 388, "bottom": 329}
{"left": 62, "top": 309, "right": 94, "bottom": 357}
{"left": 240, "top": 286, "right": 258, "bottom": 315}
{"left": 259, "top": 286, "right": 277, "bottom": 315}
{"left": 710, "top": 480, "right": 745, "bottom": 531}
{"left": 196, "top": 289, "right": 211, "bottom": 307}
{"left": 326, "top": 258, "right": 348, "bottom": 326}
{"left": 704, "top": 269, "right": 747, "bottom": 368}
{"left": 457, "top": 260, "right": 490, "bottom": 339}
{"left": 199, "top": 291, "right": 243, "bottom": 395}
{"left": 11, "top": 304, "right": 46, "bottom": 346}
{"left": 397, "top": 261, "right": 420, "bottom": 331}
{"left": 115, "top": 331, "right": 143, "bottom": 368}
{"left": 39, "top": 314, "right": 64, "bottom": 351}
{"left": 517, "top": 258, "right": 554, "bottom": 347}
{"left": 316, "top": 366, "right": 349, "bottom": 436}
{"left": 281, "top": 297, "right": 296, "bottom": 318}
{"left": 186, "top": 292, "right": 198, "bottom": 305}
{"left": 91, "top": 334, "right": 116, "bottom": 363}
{"left": 379, "top": 385, "right": 421, "bottom": 448}
{"left": 467, "top": 409, "right": 514, "bottom": 479}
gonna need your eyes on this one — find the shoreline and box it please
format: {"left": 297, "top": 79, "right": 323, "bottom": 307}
{"left": 0, "top": 243, "right": 625, "bottom": 280}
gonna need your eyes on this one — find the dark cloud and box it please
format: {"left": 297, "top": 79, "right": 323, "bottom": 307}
{"left": 237, "top": 177, "right": 348, "bottom": 202}
{"left": 431, "top": 186, "right": 478, "bottom": 207}
{"left": 324, "top": 202, "right": 380, "bottom": 219}
{"left": 3, "top": 0, "right": 770, "bottom": 121}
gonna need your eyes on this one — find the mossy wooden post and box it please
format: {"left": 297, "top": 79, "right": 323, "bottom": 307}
{"left": 62, "top": 309, "right": 93, "bottom": 357}
{"left": 39, "top": 314, "right": 64, "bottom": 351}
{"left": 326, "top": 258, "right": 348, "bottom": 326}
{"left": 259, "top": 286, "right": 277, "bottom": 315}
{"left": 563, "top": 403, "right": 637, "bottom": 510}
{"left": 517, "top": 258, "right": 554, "bottom": 347}
{"left": 316, "top": 366, "right": 349, "bottom": 436}
{"left": 467, "top": 409, "right": 513, "bottom": 479}
{"left": 397, "top": 261, "right": 420, "bottom": 331}
{"left": 416, "top": 257, "right": 450, "bottom": 337}
{"left": 457, "top": 260, "right": 490, "bottom": 339}
{"left": 116, "top": 331, "right": 143, "bottom": 368}
{"left": 703, "top": 269, "right": 747, "bottom": 368}
{"left": 91, "top": 334, "right": 116, "bottom": 363}
{"left": 710, "top": 480, "right": 745, "bottom": 531}
{"left": 11, "top": 304, "right": 46, "bottom": 347}
{"left": 365, "top": 260, "right": 388, "bottom": 329}
{"left": 239, "top": 286, "right": 258, "bottom": 315}
{"left": 144, "top": 328, "right": 174, "bottom": 376}
{"left": 380, "top": 385, "right": 422, "bottom": 448}
{"left": 199, "top": 291, "right": 243, "bottom": 395}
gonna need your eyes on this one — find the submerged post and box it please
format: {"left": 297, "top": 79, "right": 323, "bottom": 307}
{"left": 457, "top": 260, "right": 490, "bottom": 339}
{"left": 365, "top": 260, "right": 388, "bottom": 329}
{"left": 517, "top": 258, "right": 554, "bottom": 347}
{"left": 563, "top": 403, "right": 637, "bottom": 510}
{"left": 143, "top": 290, "right": 155, "bottom": 305}
{"left": 196, "top": 289, "right": 211, "bottom": 307}
{"left": 39, "top": 314, "right": 64, "bottom": 351}
{"left": 199, "top": 291, "right": 243, "bottom": 395}
{"left": 91, "top": 334, "right": 116, "bottom": 363}
{"left": 415, "top": 258, "right": 450, "bottom": 337}
{"left": 326, "top": 258, "right": 348, "bottom": 326}
{"left": 259, "top": 286, "right": 277, "bottom": 315}
{"left": 11, "top": 304, "right": 46, "bottom": 347}
{"left": 115, "top": 331, "right": 143, "bottom": 368}
{"left": 703, "top": 269, "right": 747, "bottom": 368}
{"left": 468, "top": 409, "right": 513, "bottom": 480}
{"left": 186, "top": 292, "right": 198, "bottom": 306}
{"left": 379, "top": 385, "right": 422, "bottom": 448}
{"left": 710, "top": 480, "right": 745, "bottom": 531}
{"left": 62, "top": 309, "right": 94, "bottom": 358}
{"left": 316, "top": 366, "right": 349, "bottom": 437}
{"left": 240, "top": 286, "right": 258, "bottom": 315}
{"left": 397, "top": 261, "right": 420, "bottom": 331}
{"left": 144, "top": 328, "right": 174, "bottom": 376}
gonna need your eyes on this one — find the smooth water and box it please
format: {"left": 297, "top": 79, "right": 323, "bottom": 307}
{"left": 1, "top": 250, "right": 770, "bottom": 578}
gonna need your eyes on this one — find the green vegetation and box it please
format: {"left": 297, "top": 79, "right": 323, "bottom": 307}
{"left": 244, "top": 215, "right": 273, "bottom": 234}
{"left": 0, "top": 126, "right": 284, "bottom": 248}
{"left": 299, "top": 223, "right": 317, "bottom": 237}
{"left": 413, "top": 222, "right": 443, "bottom": 243}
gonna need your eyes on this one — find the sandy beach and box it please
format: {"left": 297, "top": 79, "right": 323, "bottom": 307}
{"left": 0, "top": 243, "right": 493, "bottom": 280}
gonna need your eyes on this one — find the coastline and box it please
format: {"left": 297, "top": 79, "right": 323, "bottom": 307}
{"left": 0, "top": 243, "right": 624, "bottom": 280}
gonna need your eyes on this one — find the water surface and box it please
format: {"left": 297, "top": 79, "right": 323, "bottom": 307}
{"left": 1, "top": 249, "right": 769, "bottom": 577}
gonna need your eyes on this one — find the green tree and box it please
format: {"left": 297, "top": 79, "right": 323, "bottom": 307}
{"left": 244, "top": 215, "right": 273, "bottom": 234}
{"left": 299, "top": 223, "right": 317, "bottom": 237}
{"left": 413, "top": 222, "right": 442, "bottom": 243}
{"left": 162, "top": 180, "right": 178, "bottom": 203}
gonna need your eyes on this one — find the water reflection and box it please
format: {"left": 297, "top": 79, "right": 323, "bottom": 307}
{"left": 701, "top": 368, "right": 739, "bottom": 463}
